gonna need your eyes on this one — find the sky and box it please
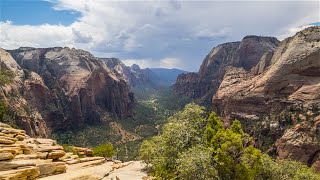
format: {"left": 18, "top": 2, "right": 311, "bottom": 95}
{"left": 0, "top": 0, "right": 319, "bottom": 71}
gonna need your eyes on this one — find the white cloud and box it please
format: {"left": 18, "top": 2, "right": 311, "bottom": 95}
{"left": 122, "top": 58, "right": 154, "bottom": 69}
{"left": 0, "top": 21, "right": 74, "bottom": 48}
{"left": 0, "top": 0, "right": 319, "bottom": 71}
{"left": 122, "top": 57, "right": 183, "bottom": 69}
{"left": 160, "top": 58, "right": 182, "bottom": 69}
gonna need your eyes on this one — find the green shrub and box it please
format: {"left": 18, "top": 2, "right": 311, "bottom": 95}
{"left": 0, "top": 70, "right": 15, "bottom": 86}
{"left": 259, "top": 155, "right": 320, "bottom": 180}
{"left": 0, "top": 101, "right": 6, "bottom": 121}
{"left": 176, "top": 145, "right": 218, "bottom": 180}
{"left": 62, "top": 144, "right": 74, "bottom": 152}
{"left": 93, "top": 143, "right": 115, "bottom": 158}
{"left": 139, "top": 103, "right": 320, "bottom": 179}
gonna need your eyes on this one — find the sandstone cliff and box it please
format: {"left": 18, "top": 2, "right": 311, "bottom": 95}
{"left": 0, "top": 47, "right": 134, "bottom": 136}
{"left": 212, "top": 26, "right": 320, "bottom": 166}
{"left": 101, "top": 58, "right": 156, "bottom": 87}
{"left": 0, "top": 48, "right": 49, "bottom": 137}
{"left": 174, "top": 36, "right": 279, "bottom": 104}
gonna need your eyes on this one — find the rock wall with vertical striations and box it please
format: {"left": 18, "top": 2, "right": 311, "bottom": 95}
{"left": 0, "top": 47, "right": 134, "bottom": 135}
{"left": 212, "top": 26, "right": 320, "bottom": 166}
{"left": 174, "top": 36, "right": 279, "bottom": 105}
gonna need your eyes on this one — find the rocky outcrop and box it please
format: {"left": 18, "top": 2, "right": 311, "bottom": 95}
{"left": 174, "top": 36, "right": 279, "bottom": 104}
{"left": 4, "top": 47, "right": 134, "bottom": 132}
{"left": 212, "top": 26, "right": 320, "bottom": 166}
{"left": 0, "top": 123, "right": 67, "bottom": 179}
{"left": 275, "top": 115, "right": 320, "bottom": 166}
{"left": 0, "top": 48, "right": 49, "bottom": 137}
{"left": 0, "top": 122, "right": 108, "bottom": 179}
{"left": 101, "top": 58, "right": 155, "bottom": 87}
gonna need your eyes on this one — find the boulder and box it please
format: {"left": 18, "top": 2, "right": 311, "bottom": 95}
{"left": 16, "top": 134, "right": 25, "bottom": 141}
{"left": 37, "top": 152, "right": 49, "bottom": 159}
{"left": 0, "top": 152, "right": 14, "bottom": 161}
{"left": 47, "top": 150, "right": 66, "bottom": 160}
{"left": 35, "top": 138, "right": 56, "bottom": 145}
{"left": 37, "top": 162, "right": 67, "bottom": 177}
{"left": 0, "top": 166, "right": 40, "bottom": 180}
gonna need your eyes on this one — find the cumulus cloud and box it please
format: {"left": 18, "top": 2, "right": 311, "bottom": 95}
{"left": 122, "top": 57, "right": 183, "bottom": 69}
{"left": 0, "top": 0, "right": 319, "bottom": 71}
{"left": 122, "top": 58, "right": 155, "bottom": 69}
{"left": 160, "top": 58, "right": 182, "bottom": 69}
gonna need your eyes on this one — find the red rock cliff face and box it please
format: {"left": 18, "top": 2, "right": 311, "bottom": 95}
{"left": 100, "top": 58, "right": 154, "bottom": 87}
{"left": 0, "top": 48, "right": 49, "bottom": 137}
{"left": 174, "top": 36, "right": 279, "bottom": 104}
{"left": 8, "top": 47, "right": 134, "bottom": 132}
{"left": 212, "top": 27, "right": 320, "bottom": 166}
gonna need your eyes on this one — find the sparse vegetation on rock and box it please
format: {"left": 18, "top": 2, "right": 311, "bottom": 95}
{"left": 93, "top": 143, "right": 115, "bottom": 158}
{"left": 140, "top": 103, "right": 320, "bottom": 179}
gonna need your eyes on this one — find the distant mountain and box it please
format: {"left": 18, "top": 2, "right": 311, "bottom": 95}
{"left": 101, "top": 58, "right": 187, "bottom": 88}
{"left": 150, "top": 68, "right": 188, "bottom": 86}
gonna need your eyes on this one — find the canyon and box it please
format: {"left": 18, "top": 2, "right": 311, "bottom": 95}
{"left": 174, "top": 26, "right": 320, "bottom": 168}
{"left": 0, "top": 26, "right": 319, "bottom": 178}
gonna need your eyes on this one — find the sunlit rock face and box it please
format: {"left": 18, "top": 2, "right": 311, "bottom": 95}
{"left": 174, "top": 35, "right": 279, "bottom": 104}
{"left": 212, "top": 27, "right": 320, "bottom": 166}
{"left": 4, "top": 47, "right": 133, "bottom": 134}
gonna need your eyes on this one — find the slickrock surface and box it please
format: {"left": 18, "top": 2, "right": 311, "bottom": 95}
{"left": 0, "top": 123, "right": 67, "bottom": 179}
{"left": 0, "top": 123, "right": 108, "bottom": 179}
{"left": 104, "top": 161, "right": 148, "bottom": 180}
{"left": 40, "top": 161, "right": 114, "bottom": 180}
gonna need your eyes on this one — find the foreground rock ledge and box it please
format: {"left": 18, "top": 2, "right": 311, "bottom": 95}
{"left": 0, "top": 123, "right": 106, "bottom": 179}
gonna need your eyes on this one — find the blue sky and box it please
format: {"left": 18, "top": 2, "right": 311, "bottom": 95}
{"left": 0, "top": 0, "right": 319, "bottom": 71}
{"left": 0, "top": 0, "right": 79, "bottom": 25}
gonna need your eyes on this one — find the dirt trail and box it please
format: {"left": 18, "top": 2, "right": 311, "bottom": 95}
{"left": 110, "top": 122, "right": 142, "bottom": 144}
{"left": 103, "top": 161, "right": 148, "bottom": 180}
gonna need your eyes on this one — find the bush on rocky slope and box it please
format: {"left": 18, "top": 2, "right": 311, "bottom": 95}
{"left": 140, "top": 103, "right": 320, "bottom": 180}
{"left": 93, "top": 143, "right": 115, "bottom": 158}
{"left": 0, "top": 69, "right": 14, "bottom": 86}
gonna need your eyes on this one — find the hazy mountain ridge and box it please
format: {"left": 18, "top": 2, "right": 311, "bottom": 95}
{"left": 101, "top": 57, "right": 187, "bottom": 88}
